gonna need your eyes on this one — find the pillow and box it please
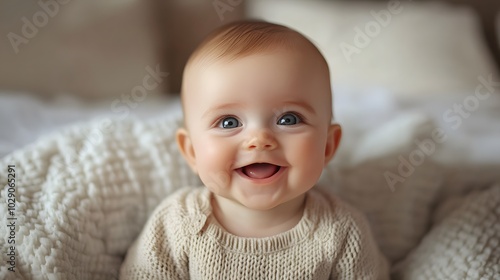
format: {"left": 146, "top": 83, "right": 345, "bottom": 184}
{"left": 247, "top": 0, "right": 499, "bottom": 97}
{"left": 392, "top": 184, "right": 500, "bottom": 279}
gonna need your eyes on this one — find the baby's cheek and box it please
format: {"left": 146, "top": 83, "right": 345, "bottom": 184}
{"left": 295, "top": 134, "right": 325, "bottom": 160}
{"left": 196, "top": 139, "right": 234, "bottom": 190}
{"left": 294, "top": 136, "right": 325, "bottom": 175}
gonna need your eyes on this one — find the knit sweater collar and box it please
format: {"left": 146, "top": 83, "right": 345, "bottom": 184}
{"left": 190, "top": 188, "right": 322, "bottom": 254}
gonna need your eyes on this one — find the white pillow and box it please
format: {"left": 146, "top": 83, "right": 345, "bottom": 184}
{"left": 247, "top": 0, "right": 499, "bottom": 97}
{"left": 392, "top": 184, "right": 500, "bottom": 279}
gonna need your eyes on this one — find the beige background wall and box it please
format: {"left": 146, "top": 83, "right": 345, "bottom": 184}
{"left": 0, "top": 0, "right": 163, "bottom": 99}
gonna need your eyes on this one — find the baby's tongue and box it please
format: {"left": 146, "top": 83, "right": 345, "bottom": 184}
{"left": 243, "top": 163, "right": 279, "bottom": 179}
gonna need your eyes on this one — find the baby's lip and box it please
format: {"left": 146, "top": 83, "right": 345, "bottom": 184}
{"left": 235, "top": 162, "right": 282, "bottom": 180}
{"left": 234, "top": 162, "right": 282, "bottom": 170}
{"left": 234, "top": 159, "right": 286, "bottom": 170}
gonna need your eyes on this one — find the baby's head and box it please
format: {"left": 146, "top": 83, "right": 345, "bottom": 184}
{"left": 181, "top": 20, "right": 334, "bottom": 123}
{"left": 177, "top": 20, "right": 341, "bottom": 211}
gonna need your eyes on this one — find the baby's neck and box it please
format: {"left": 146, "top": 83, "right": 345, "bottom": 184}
{"left": 210, "top": 194, "right": 306, "bottom": 238}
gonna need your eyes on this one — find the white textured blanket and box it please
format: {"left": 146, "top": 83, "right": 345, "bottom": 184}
{"left": 0, "top": 117, "right": 199, "bottom": 279}
{"left": 1, "top": 115, "right": 499, "bottom": 279}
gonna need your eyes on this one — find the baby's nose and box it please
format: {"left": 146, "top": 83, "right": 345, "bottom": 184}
{"left": 243, "top": 130, "right": 278, "bottom": 151}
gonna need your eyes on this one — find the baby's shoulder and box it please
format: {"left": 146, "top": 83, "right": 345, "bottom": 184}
{"left": 146, "top": 187, "right": 210, "bottom": 235}
{"left": 155, "top": 186, "right": 209, "bottom": 211}
{"left": 308, "top": 188, "right": 372, "bottom": 234}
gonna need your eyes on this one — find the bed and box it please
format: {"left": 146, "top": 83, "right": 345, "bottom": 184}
{"left": 1, "top": 0, "right": 500, "bottom": 279}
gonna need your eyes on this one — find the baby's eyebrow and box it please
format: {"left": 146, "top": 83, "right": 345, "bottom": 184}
{"left": 201, "top": 101, "right": 316, "bottom": 118}
{"left": 281, "top": 101, "right": 316, "bottom": 114}
{"left": 202, "top": 103, "right": 243, "bottom": 119}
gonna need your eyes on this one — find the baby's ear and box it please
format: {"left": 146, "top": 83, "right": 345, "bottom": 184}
{"left": 176, "top": 128, "right": 197, "bottom": 173}
{"left": 324, "top": 123, "right": 342, "bottom": 165}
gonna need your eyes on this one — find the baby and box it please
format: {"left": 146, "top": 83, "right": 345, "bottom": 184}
{"left": 120, "top": 20, "right": 389, "bottom": 279}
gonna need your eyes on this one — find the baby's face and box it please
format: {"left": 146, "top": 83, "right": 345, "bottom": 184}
{"left": 178, "top": 49, "right": 340, "bottom": 211}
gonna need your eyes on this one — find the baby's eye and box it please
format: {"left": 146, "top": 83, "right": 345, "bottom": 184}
{"left": 277, "top": 112, "right": 301, "bottom": 126}
{"left": 219, "top": 116, "right": 241, "bottom": 129}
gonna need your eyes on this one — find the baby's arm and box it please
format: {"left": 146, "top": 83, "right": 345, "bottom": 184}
{"left": 330, "top": 206, "right": 390, "bottom": 280}
{"left": 120, "top": 204, "right": 189, "bottom": 280}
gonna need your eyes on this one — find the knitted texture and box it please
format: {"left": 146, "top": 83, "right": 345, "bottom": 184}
{"left": 392, "top": 184, "right": 500, "bottom": 279}
{"left": 0, "top": 117, "right": 199, "bottom": 280}
{"left": 120, "top": 187, "right": 390, "bottom": 279}
{"left": 321, "top": 162, "right": 443, "bottom": 264}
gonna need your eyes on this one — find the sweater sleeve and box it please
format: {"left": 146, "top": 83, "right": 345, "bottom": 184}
{"left": 119, "top": 203, "right": 190, "bottom": 280}
{"left": 331, "top": 207, "right": 390, "bottom": 280}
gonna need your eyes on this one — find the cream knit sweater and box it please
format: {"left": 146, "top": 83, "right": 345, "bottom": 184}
{"left": 120, "top": 187, "right": 389, "bottom": 279}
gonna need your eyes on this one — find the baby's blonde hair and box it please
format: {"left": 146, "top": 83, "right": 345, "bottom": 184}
{"left": 182, "top": 20, "right": 330, "bottom": 93}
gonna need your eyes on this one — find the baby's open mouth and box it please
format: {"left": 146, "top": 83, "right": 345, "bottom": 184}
{"left": 238, "top": 163, "right": 281, "bottom": 179}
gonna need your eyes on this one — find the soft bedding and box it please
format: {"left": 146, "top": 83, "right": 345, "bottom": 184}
{"left": 0, "top": 116, "right": 199, "bottom": 279}
{"left": 392, "top": 185, "right": 500, "bottom": 279}
{"left": 1, "top": 89, "right": 500, "bottom": 279}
